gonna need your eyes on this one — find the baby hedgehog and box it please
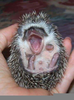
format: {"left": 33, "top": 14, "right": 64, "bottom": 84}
{"left": 7, "top": 12, "right": 68, "bottom": 91}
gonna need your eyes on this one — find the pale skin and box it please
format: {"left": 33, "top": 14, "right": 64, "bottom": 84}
{"left": 0, "top": 24, "right": 74, "bottom": 96}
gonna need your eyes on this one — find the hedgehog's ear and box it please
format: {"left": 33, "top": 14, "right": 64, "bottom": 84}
{"left": 17, "top": 26, "right": 22, "bottom": 36}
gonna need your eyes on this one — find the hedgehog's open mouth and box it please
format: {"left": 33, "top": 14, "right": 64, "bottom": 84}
{"left": 28, "top": 30, "right": 44, "bottom": 54}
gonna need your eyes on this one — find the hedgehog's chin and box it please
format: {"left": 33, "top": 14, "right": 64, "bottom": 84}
{"left": 25, "top": 65, "right": 58, "bottom": 74}
{"left": 25, "top": 52, "right": 59, "bottom": 74}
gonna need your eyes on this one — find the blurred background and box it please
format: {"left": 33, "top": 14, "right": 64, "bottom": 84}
{"left": 0, "top": 0, "right": 74, "bottom": 93}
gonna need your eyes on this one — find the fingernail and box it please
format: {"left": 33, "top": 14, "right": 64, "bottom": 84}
{"left": 12, "top": 23, "right": 18, "bottom": 27}
{"left": 65, "top": 37, "right": 71, "bottom": 42}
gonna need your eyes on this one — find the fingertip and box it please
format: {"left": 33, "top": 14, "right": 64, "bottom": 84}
{"left": 0, "top": 23, "right": 19, "bottom": 51}
{"left": 6, "top": 23, "right": 19, "bottom": 35}
{"left": 63, "top": 37, "right": 72, "bottom": 55}
{"left": 9, "top": 23, "right": 18, "bottom": 29}
{"left": 64, "top": 37, "right": 72, "bottom": 42}
{"left": 63, "top": 37, "right": 72, "bottom": 47}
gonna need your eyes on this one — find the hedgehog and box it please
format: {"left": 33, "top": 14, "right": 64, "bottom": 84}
{"left": 7, "top": 11, "right": 68, "bottom": 91}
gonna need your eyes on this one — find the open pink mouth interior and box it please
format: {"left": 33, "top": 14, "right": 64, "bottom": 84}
{"left": 29, "top": 35, "right": 42, "bottom": 51}
{"left": 28, "top": 29, "right": 43, "bottom": 54}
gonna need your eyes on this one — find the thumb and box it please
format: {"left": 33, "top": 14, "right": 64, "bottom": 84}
{"left": 0, "top": 24, "right": 18, "bottom": 69}
{"left": 0, "top": 24, "right": 18, "bottom": 52}
{"left": 0, "top": 24, "right": 19, "bottom": 93}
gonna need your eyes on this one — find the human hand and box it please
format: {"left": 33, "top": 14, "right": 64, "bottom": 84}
{"left": 0, "top": 24, "right": 74, "bottom": 95}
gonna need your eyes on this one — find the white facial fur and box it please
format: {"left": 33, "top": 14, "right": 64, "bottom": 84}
{"left": 17, "top": 21, "right": 60, "bottom": 74}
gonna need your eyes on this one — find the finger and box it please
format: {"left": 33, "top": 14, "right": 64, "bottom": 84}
{"left": 63, "top": 37, "right": 72, "bottom": 55}
{"left": 5, "top": 87, "right": 50, "bottom": 96}
{"left": 0, "top": 24, "right": 18, "bottom": 67}
{"left": 0, "top": 23, "right": 18, "bottom": 44}
{"left": 27, "top": 89, "right": 50, "bottom": 96}
{"left": 54, "top": 50, "right": 74, "bottom": 93}
{"left": 0, "top": 24, "right": 18, "bottom": 52}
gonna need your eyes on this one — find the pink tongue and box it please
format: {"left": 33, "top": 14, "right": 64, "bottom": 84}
{"left": 29, "top": 36, "right": 41, "bottom": 51}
